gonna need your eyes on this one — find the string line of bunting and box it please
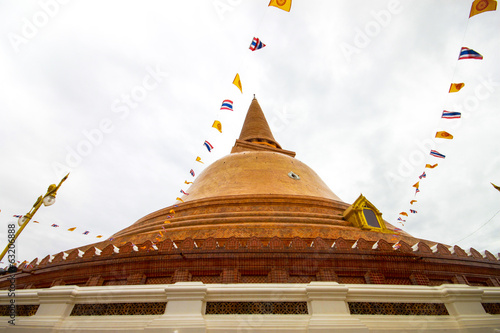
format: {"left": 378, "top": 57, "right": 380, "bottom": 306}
{"left": 173, "top": 0, "right": 292, "bottom": 215}
{"left": 1, "top": 2, "right": 296, "bottom": 267}
{"left": 397, "top": 0, "right": 497, "bottom": 226}
{"left": 11, "top": 215, "right": 103, "bottom": 238}
{"left": 1, "top": 212, "right": 106, "bottom": 266}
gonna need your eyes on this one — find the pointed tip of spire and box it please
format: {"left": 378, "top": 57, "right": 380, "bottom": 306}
{"left": 230, "top": 98, "right": 295, "bottom": 157}
{"left": 237, "top": 98, "right": 280, "bottom": 148}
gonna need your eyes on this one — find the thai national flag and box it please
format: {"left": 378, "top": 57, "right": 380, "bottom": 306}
{"left": 410, "top": 209, "right": 417, "bottom": 214}
{"left": 249, "top": 37, "right": 266, "bottom": 51}
{"left": 180, "top": 190, "right": 189, "bottom": 195}
{"left": 83, "top": 231, "right": 89, "bottom": 235}
{"left": 190, "top": 169, "right": 195, "bottom": 177}
{"left": 430, "top": 150, "right": 446, "bottom": 159}
{"left": 51, "top": 224, "right": 59, "bottom": 227}
{"left": 203, "top": 140, "right": 213, "bottom": 152}
{"left": 220, "top": 99, "right": 233, "bottom": 111}
{"left": 442, "top": 111, "right": 461, "bottom": 119}
{"left": 13, "top": 215, "right": 23, "bottom": 218}
{"left": 458, "top": 47, "right": 483, "bottom": 60}
{"left": 397, "top": 217, "right": 406, "bottom": 222}
{"left": 419, "top": 172, "right": 426, "bottom": 179}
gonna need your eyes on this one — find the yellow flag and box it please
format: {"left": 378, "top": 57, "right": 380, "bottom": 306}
{"left": 233, "top": 73, "right": 243, "bottom": 93}
{"left": 169, "top": 209, "right": 175, "bottom": 214}
{"left": 400, "top": 212, "right": 408, "bottom": 217}
{"left": 435, "top": 131, "right": 453, "bottom": 139}
{"left": 268, "top": 0, "right": 292, "bottom": 12}
{"left": 67, "top": 227, "right": 76, "bottom": 231}
{"left": 470, "top": 0, "right": 497, "bottom": 17}
{"left": 492, "top": 183, "right": 500, "bottom": 192}
{"left": 425, "top": 164, "right": 438, "bottom": 169}
{"left": 413, "top": 182, "right": 419, "bottom": 189}
{"left": 449, "top": 83, "right": 465, "bottom": 93}
{"left": 176, "top": 197, "right": 184, "bottom": 202}
{"left": 96, "top": 235, "right": 103, "bottom": 238}
{"left": 164, "top": 220, "right": 171, "bottom": 224}
{"left": 212, "top": 120, "right": 222, "bottom": 133}
{"left": 410, "top": 200, "right": 417, "bottom": 205}
{"left": 195, "top": 156, "right": 204, "bottom": 164}
{"left": 185, "top": 180, "right": 193, "bottom": 185}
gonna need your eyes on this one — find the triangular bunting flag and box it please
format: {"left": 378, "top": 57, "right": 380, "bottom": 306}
{"left": 449, "top": 83, "right": 465, "bottom": 93}
{"left": 470, "top": 0, "right": 497, "bottom": 17}
{"left": 268, "top": 0, "right": 292, "bottom": 12}
{"left": 212, "top": 120, "right": 222, "bottom": 133}
{"left": 233, "top": 73, "right": 242, "bottom": 93}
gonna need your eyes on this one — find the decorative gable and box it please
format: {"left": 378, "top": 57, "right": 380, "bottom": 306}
{"left": 343, "top": 194, "right": 389, "bottom": 233}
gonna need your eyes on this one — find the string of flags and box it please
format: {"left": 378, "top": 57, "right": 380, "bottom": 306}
{"left": 0, "top": 2, "right": 294, "bottom": 268}
{"left": 397, "top": 0, "right": 496, "bottom": 226}
{"left": 11, "top": 215, "right": 105, "bottom": 238}
{"left": 173, "top": 0, "right": 293, "bottom": 207}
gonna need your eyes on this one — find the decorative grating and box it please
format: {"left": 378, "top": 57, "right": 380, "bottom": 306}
{"left": 289, "top": 276, "right": 314, "bottom": 283}
{"left": 241, "top": 275, "right": 267, "bottom": 283}
{"left": 385, "top": 278, "right": 412, "bottom": 285}
{"left": 429, "top": 279, "right": 452, "bottom": 286}
{"left": 469, "top": 281, "right": 488, "bottom": 286}
{"left": 103, "top": 279, "right": 127, "bottom": 286}
{"left": 205, "top": 302, "right": 308, "bottom": 315}
{"left": 70, "top": 302, "right": 166, "bottom": 316}
{"left": 0, "top": 305, "right": 39, "bottom": 316}
{"left": 482, "top": 303, "right": 500, "bottom": 314}
{"left": 348, "top": 302, "right": 449, "bottom": 315}
{"left": 192, "top": 276, "right": 220, "bottom": 284}
{"left": 146, "top": 277, "right": 172, "bottom": 284}
{"left": 339, "top": 276, "right": 365, "bottom": 284}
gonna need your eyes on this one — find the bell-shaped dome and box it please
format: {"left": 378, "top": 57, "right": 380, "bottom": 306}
{"left": 183, "top": 151, "right": 342, "bottom": 202}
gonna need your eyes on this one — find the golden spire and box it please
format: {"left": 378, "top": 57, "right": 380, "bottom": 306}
{"left": 231, "top": 97, "right": 295, "bottom": 157}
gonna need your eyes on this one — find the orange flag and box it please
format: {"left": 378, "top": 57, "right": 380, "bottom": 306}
{"left": 268, "top": 0, "right": 292, "bottom": 12}
{"left": 425, "top": 164, "right": 438, "bottom": 169}
{"left": 449, "top": 83, "right": 465, "bottom": 93}
{"left": 212, "top": 120, "right": 222, "bottom": 133}
{"left": 400, "top": 212, "right": 408, "bottom": 217}
{"left": 470, "top": 0, "right": 497, "bottom": 17}
{"left": 435, "top": 131, "right": 453, "bottom": 139}
{"left": 233, "top": 73, "right": 242, "bottom": 93}
{"left": 410, "top": 200, "right": 417, "bottom": 205}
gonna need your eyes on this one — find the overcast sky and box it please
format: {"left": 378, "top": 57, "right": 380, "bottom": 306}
{"left": 1, "top": 0, "right": 499, "bottom": 264}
